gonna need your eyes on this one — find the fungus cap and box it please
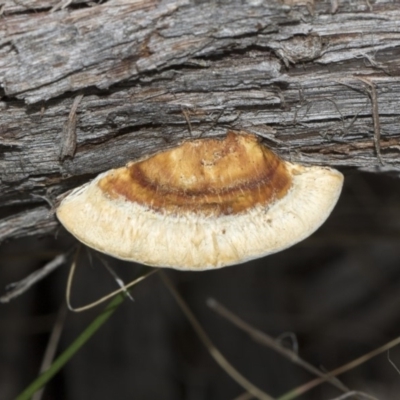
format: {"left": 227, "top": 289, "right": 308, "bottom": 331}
{"left": 56, "top": 131, "right": 343, "bottom": 270}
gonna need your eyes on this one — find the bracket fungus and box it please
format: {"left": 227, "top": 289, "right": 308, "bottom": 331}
{"left": 57, "top": 131, "right": 343, "bottom": 270}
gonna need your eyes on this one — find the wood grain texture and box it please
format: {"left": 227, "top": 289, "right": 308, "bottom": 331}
{"left": 0, "top": 0, "right": 399, "bottom": 243}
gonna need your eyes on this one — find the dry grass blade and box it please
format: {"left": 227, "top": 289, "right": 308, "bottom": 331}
{"left": 96, "top": 254, "right": 135, "bottom": 302}
{"left": 328, "top": 391, "right": 379, "bottom": 400}
{"left": 159, "top": 271, "right": 275, "bottom": 400}
{"left": 32, "top": 303, "right": 68, "bottom": 400}
{"left": 278, "top": 336, "right": 400, "bottom": 400}
{"left": 66, "top": 248, "right": 157, "bottom": 312}
{"left": 0, "top": 253, "right": 67, "bottom": 303}
{"left": 207, "top": 298, "right": 350, "bottom": 395}
{"left": 387, "top": 350, "right": 400, "bottom": 375}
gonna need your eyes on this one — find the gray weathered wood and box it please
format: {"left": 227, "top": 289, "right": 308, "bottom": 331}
{"left": 0, "top": 0, "right": 399, "bottom": 243}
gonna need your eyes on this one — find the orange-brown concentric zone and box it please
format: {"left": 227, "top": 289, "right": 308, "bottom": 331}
{"left": 97, "top": 132, "right": 293, "bottom": 216}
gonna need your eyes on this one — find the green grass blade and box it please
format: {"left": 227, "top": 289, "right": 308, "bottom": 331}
{"left": 16, "top": 265, "right": 153, "bottom": 400}
{"left": 16, "top": 292, "right": 125, "bottom": 400}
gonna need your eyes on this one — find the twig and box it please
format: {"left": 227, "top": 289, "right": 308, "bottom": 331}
{"left": 207, "top": 298, "right": 351, "bottom": 395}
{"left": 338, "top": 78, "right": 383, "bottom": 164}
{"left": 0, "top": 253, "right": 67, "bottom": 303}
{"left": 159, "top": 271, "right": 275, "bottom": 400}
{"left": 32, "top": 302, "right": 68, "bottom": 400}
{"left": 355, "top": 77, "right": 382, "bottom": 164}
{"left": 60, "top": 93, "right": 84, "bottom": 160}
{"left": 182, "top": 108, "right": 193, "bottom": 137}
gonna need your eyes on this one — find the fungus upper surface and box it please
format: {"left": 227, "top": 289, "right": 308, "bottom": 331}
{"left": 98, "top": 132, "right": 292, "bottom": 216}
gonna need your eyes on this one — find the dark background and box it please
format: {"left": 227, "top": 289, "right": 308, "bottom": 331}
{"left": 1, "top": 170, "right": 400, "bottom": 400}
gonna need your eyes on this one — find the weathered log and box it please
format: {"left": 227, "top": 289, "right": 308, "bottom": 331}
{"left": 1, "top": 0, "right": 399, "bottom": 243}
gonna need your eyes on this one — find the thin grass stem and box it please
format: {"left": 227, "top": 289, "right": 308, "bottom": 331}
{"left": 159, "top": 271, "right": 275, "bottom": 400}
{"left": 277, "top": 336, "right": 400, "bottom": 400}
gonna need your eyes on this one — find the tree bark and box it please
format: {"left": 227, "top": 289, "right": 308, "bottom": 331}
{"left": 1, "top": 0, "right": 399, "bottom": 243}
